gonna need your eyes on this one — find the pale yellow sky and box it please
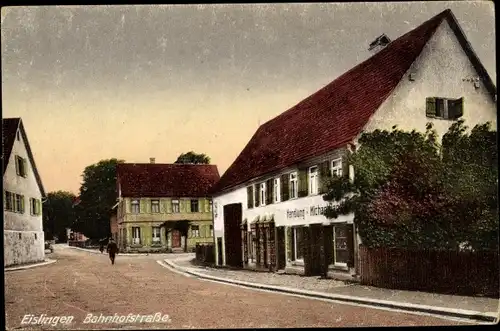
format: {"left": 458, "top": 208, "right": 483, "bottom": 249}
{"left": 2, "top": 3, "right": 495, "bottom": 194}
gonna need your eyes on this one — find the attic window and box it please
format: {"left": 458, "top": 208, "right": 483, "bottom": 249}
{"left": 16, "top": 131, "right": 20, "bottom": 141}
{"left": 368, "top": 34, "right": 391, "bottom": 51}
{"left": 426, "top": 97, "right": 464, "bottom": 120}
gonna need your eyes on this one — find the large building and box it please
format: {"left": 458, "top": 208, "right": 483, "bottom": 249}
{"left": 116, "top": 159, "right": 219, "bottom": 253}
{"left": 3, "top": 118, "right": 46, "bottom": 267}
{"left": 210, "top": 9, "right": 496, "bottom": 277}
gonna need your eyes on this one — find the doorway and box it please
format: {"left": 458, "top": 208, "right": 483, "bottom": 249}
{"left": 223, "top": 203, "right": 243, "bottom": 267}
{"left": 276, "top": 226, "right": 286, "bottom": 270}
{"left": 171, "top": 230, "right": 181, "bottom": 248}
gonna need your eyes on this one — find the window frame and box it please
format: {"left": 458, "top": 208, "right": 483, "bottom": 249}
{"left": 293, "top": 227, "right": 304, "bottom": 262}
{"left": 333, "top": 225, "right": 348, "bottom": 267}
{"left": 151, "top": 199, "right": 160, "bottom": 213}
{"left": 152, "top": 226, "right": 161, "bottom": 243}
{"left": 331, "top": 158, "right": 343, "bottom": 177}
{"left": 260, "top": 182, "right": 267, "bottom": 207}
{"left": 308, "top": 166, "right": 319, "bottom": 195}
{"left": 131, "top": 200, "right": 140, "bottom": 214}
{"left": 273, "top": 177, "right": 281, "bottom": 203}
{"left": 289, "top": 172, "right": 298, "bottom": 199}
{"left": 426, "top": 97, "right": 464, "bottom": 120}
{"left": 172, "top": 199, "right": 180, "bottom": 213}
{"left": 209, "top": 225, "right": 213, "bottom": 237}
{"left": 190, "top": 199, "right": 199, "bottom": 213}
{"left": 15, "top": 156, "right": 27, "bottom": 178}
{"left": 132, "top": 227, "right": 141, "bottom": 244}
{"left": 191, "top": 225, "right": 200, "bottom": 238}
{"left": 5, "top": 191, "right": 14, "bottom": 212}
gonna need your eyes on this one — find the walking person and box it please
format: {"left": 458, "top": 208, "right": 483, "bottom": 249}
{"left": 106, "top": 238, "right": 119, "bottom": 265}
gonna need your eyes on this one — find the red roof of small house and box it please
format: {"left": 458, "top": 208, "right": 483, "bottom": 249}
{"left": 116, "top": 163, "right": 220, "bottom": 198}
{"left": 211, "top": 9, "right": 496, "bottom": 195}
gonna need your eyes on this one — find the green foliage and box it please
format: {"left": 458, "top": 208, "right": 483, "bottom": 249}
{"left": 73, "top": 158, "right": 125, "bottom": 239}
{"left": 174, "top": 151, "right": 210, "bottom": 164}
{"left": 43, "top": 191, "right": 76, "bottom": 242}
{"left": 323, "top": 121, "right": 498, "bottom": 251}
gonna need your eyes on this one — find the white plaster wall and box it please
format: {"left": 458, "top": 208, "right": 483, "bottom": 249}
{"left": 3, "top": 126, "right": 45, "bottom": 266}
{"left": 364, "top": 20, "right": 497, "bottom": 138}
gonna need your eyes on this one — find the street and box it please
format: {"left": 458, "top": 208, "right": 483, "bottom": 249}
{"left": 5, "top": 246, "right": 466, "bottom": 329}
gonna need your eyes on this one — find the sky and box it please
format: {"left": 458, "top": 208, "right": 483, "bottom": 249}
{"left": 1, "top": 2, "right": 495, "bottom": 194}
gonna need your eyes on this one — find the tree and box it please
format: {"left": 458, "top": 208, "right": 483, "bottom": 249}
{"left": 73, "top": 158, "right": 125, "bottom": 240}
{"left": 43, "top": 191, "right": 76, "bottom": 242}
{"left": 174, "top": 151, "right": 210, "bottom": 164}
{"left": 323, "top": 121, "right": 498, "bottom": 251}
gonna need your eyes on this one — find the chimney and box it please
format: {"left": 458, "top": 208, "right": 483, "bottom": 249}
{"left": 149, "top": 157, "right": 155, "bottom": 164}
{"left": 368, "top": 34, "right": 391, "bottom": 53}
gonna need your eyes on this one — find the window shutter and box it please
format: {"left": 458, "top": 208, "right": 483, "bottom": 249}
{"left": 186, "top": 200, "right": 191, "bottom": 213}
{"left": 281, "top": 174, "right": 289, "bottom": 201}
{"left": 15, "top": 157, "right": 19, "bottom": 176}
{"left": 346, "top": 224, "right": 355, "bottom": 268}
{"left": 286, "top": 226, "right": 293, "bottom": 261}
{"left": 139, "top": 199, "right": 146, "bottom": 213}
{"left": 38, "top": 199, "right": 41, "bottom": 215}
{"left": 166, "top": 199, "right": 172, "bottom": 213}
{"left": 448, "top": 97, "right": 464, "bottom": 120}
{"left": 247, "top": 186, "right": 254, "bottom": 209}
{"left": 179, "top": 200, "right": 185, "bottom": 213}
{"left": 266, "top": 179, "right": 273, "bottom": 205}
{"left": 23, "top": 158, "right": 28, "bottom": 177}
{"left": 425, "top": 97, "right": 436, "bottom": 117}
{"left": 3, "top": 191, "right": 5, "bottom": 210}
{"left": 20, "top": 195, "right": 25, "bottom": 213}
{"left": 298, "top": 168, "right": 308, "bottom": 197}
{"left": 254, "top": 185, "right": 260, "bottom": 207}
{"left": 159, "top": 199, "right": 165, "bottom": 213}
{"left": 319, "top": 161, "right": 330, "bottom": 194}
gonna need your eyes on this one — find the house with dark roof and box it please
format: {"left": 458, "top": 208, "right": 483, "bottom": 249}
{"left": 3, "top": 118, "right": 47, "bottom": 267}
{"left": 115, "top": 158, "right": 220, "bottom": 253}
{"left": 210, "top": 9, "right": 497, "bottom": 276}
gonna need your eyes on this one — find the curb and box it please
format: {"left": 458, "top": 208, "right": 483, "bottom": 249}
{"left": 66, "top": 245, "right": 195, "bottom": 257}
{"left": 5, "top": 259, "right": 57, "bottom": 271}
{"left": 163, "top": 259, "right": 498, "bottom": 323}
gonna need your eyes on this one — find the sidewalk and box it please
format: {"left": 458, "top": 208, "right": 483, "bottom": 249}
{"left": 5, "top": 259, "right": 56, "bottom": 271}
{"left": 164, "top": 258, "right": 499, "bottom": 323}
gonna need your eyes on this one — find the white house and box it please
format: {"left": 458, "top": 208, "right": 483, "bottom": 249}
{"left": 3, "top": 118, "right": 46, "bottom": 267}
{"left": 210, "top": 9, "right": 496, "bottom": 277}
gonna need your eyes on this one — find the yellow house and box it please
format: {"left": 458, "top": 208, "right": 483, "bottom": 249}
{"left": 116, "top": 159, "right": 219, "bottom": 253}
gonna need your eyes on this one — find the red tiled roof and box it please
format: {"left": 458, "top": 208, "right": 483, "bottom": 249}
{"left": 117, "top": 163, "right": 220, "bottom": 198}
{"left": 211, "top": 9, "right": 459, "bottom": 195}
{"left": 2, "top": 118, "right": 20, "bottom": 175}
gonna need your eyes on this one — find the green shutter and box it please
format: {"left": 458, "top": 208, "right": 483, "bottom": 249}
{"left": 15, "top": 157, "right": 19, "bottom": 176}
{"left": 179, "top": 200, "right": 185, "bottom": 213}
{"left": 166, "top": 199, "right": 172, "bottom": 213}
{"left": 159, "top": 199, "right": 166, "bottom": 213}
{"left": 139, "top": 199, "right": 146, "bottom": 213}
{"left": 247, "top": 186, "right": 254, "bottom": 209}
{"left": 426, "top": 97, "right": 436, "bottom": 117}
{"left": 286, "top": 226, "right": 293, "bottom": 261}
{"left": 449, "top": 97, "right": 464, "bottom": 119}
{"left": 186, "top": 200, "right": 192, "bottom": 213}
{"left": 298, "top": 168, "right": 308, "bottom": 197}
{"left": 37, "top": 199, "right": 41, "bottom": 215}
{"left": 30, "top": 198, "right": 33, "bottom": 215}
{"left": 23, "top": 158, "right": 28, "bottom": 177}
{"left": 281, "top": 174, "right": 289, "bottom": 201}
{"left": 20, "top": 195, "right": 25, "bottom": 213}
{"left": 266, "top": 179, "right": 273, "bottom": 205}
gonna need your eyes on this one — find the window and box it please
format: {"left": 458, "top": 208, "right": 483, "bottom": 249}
{"left": 151, "top": 200, "right": 160, "bottom": 213}
{"left": 333, "top": 225, "right": 349, "bottom": 266}
{"left": 289, "top": 172, "right": 298, "bottom": 199}
{"left": 214, "top": 202, "right": 218, "bottom": 218}
{"left": 426, "top": 97, "right": 464, "bottom": 120}
{"left": 260, "top": 182, "right": 266, "bottom": 207}
{"left": 15, "top": 156, "right": 27, "bottom": 177}
{"left": 273, "top": 177, "right": 281, "bottom": 203}
{"left": 131, "top": 200, "right": 140, "bottom": 214}
{"left": 14, "top": 194, "right": 24, "bottom": 213}
{"left": 190, "top": 200, "right": 199, "bottom": 213}
{"left": 16, "top": 131, "right": 20, "bottom": 141}
{"left": 172, "top": 199, "right": 180, "bottom": 213}
{"left": 30, "top": 198, "right": 41, "bottom": 216}
{"left": 132, "top": 227, "right": 141, "bottom": 244}
{"left": 191, "top": 225, "right": 200, "bottom": 238}
{"left": 209, "top": 225, "right": 213, "bottom": 237}
{"left": 309, "top": 166, "right": 319, "bottom": 195}
{"left": 5, "top": 191, "right": 14, "bottom": 211}
{"left": 209, "top": 200, "right": 213, "bottom": 213}
{"left": 331, "top": 159, "right": 343, "bottom": 177}
{"left": 152, "top": 226, "right": 161, "bottom": 243}
{"left": 34, "top": 233, "right": 37, "bottom": 240}
{"left": 293, "top": 227, "right": 304, "bottom": 261}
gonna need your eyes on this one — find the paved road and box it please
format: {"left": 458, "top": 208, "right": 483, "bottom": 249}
{"left": 5, "top": 246, "right": 466, "bottom": 329}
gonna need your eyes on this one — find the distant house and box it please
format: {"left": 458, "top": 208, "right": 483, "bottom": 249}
{"left": 116, "top": 158, "right": 219, "bottom": 253}
{"left": 66, "top": 228, "right": 88, "bottom": 242}
{"left": 210, "top": 9, "right": 496, "bottom": 277}
{"left": 3, "top": 118, "right": 46, "bottom": 267}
